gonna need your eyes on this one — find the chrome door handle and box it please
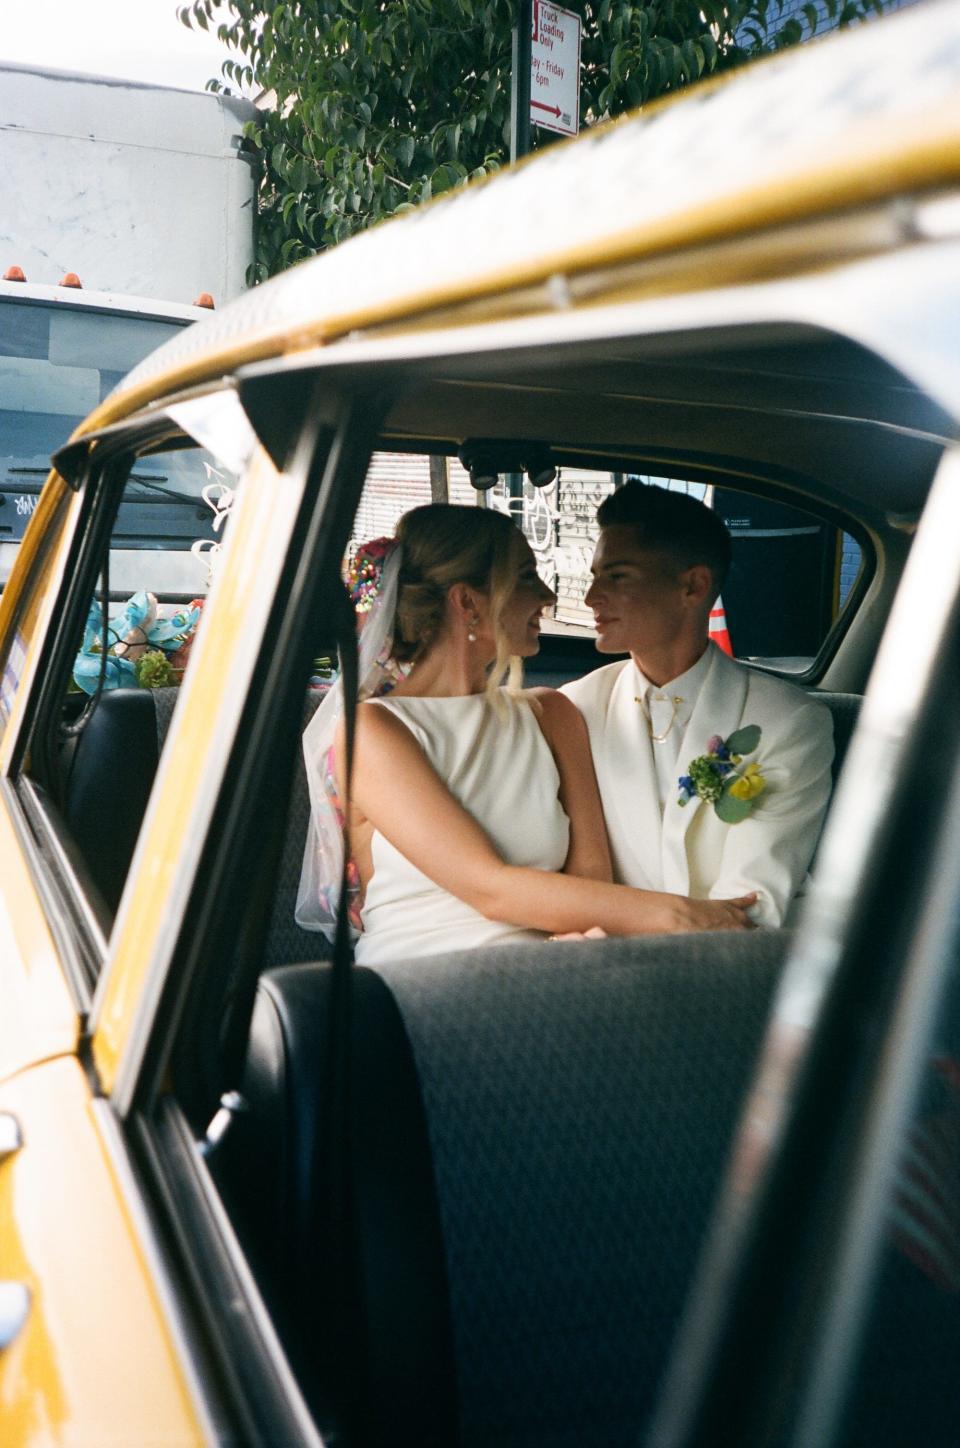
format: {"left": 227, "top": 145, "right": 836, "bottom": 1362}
{"left": 0, "top": 1114, "right": 22, "bottom": 1163}
{"left": 0, "top": 1283, "right": 30, "bottom": 1349}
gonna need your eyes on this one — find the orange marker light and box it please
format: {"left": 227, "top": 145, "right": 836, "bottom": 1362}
{"left": 3, "top": 265, "right": 27, "bottom": 282}
{"left": 193, "top": 292, "right": 215, "bottom": 309}
{"left": 59, "top": 272, "right": 83, "bottom": 288}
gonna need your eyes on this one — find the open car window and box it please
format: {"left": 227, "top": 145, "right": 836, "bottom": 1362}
{"left": 13, "top": 439, "right": 240, "bottom": 986}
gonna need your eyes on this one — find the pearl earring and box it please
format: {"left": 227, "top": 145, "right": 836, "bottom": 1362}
{"left": 467, "top": 616, "right": 478, "bottom": 643}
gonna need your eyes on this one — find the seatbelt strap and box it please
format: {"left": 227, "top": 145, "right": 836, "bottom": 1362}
{"left": 329, "top": 575, "right": 358, "bottom": 1183}
{"left": 315, "top": 579, "right": 363, "bottom": 1428}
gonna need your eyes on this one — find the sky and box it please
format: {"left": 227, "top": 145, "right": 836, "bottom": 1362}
{"left": 0, "top": 0, "right": 241, "bottom": 93}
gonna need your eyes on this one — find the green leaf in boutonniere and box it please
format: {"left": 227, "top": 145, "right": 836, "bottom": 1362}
{"left": 715, "top": 783, "right": 754, "bottom": 823}
{"left": 725, "top": 724, "right": 761, "bottom": 755}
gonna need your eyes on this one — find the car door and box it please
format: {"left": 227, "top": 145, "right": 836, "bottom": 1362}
{"left": 0, "top": 434, "right": 216, "bottom": 1441}
{"left": 648, "top": 450, "right": 960, "bottom": 1447}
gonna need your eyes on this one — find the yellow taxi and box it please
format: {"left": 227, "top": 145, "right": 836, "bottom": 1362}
{"left": 2, "top": 3, "right": 960, "bottom": 1442}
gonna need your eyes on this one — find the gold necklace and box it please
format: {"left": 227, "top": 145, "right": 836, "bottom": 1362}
{"left": 635, "top": 692, "right": 684, "bottom": 743}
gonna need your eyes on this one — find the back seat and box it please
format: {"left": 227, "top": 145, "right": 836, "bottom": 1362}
{"left": 220, "top": 931, "right": 789, "bottom": 1446}
{"left": 61, "top": 682, "right": 862, "bottom": 928}
{"left": 811, "top": 689, "right": 861, "bottom": 784}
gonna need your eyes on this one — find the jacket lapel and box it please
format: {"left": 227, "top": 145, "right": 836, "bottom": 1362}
{"left": 601, "top": 661, "right": 664, "bottom": 889}
{"left": 660, "top": 645, "right": 749, "bottom": 892}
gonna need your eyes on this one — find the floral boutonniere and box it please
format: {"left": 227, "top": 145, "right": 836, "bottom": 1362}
{"left": 678, "top": 725, "right": 766, "bottom": 823}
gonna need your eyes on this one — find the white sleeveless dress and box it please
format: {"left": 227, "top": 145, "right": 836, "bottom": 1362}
{"left": 355, "top": 691, "right": 571, "bottom": 965}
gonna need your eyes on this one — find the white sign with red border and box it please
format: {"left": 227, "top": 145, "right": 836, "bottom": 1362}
{"left": 530, "top": 1, "right": 581, "bottom": 138}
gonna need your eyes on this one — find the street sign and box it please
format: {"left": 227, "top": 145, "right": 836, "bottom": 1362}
{"left": 530, "top": 1, "right": 581, "bottom": 138}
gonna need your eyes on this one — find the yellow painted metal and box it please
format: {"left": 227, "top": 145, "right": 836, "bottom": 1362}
{"left": 0, "top": 473, "right": 69, "bottom": 654}
{"left": 0, "top": 479, "right": 78, "bottom": 769}
{"left": 0, "top": 1056, "right": 204, "bottom": 1444}
{"left": 92, "top": 448, "right": 304, "bottom": 1090}
{"left": 0, "top": 796, "right": 79, "bottom": 1082}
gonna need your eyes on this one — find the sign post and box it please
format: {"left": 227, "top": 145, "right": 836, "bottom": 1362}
{"left": 510, "top": 0, "right": 534, "bottom": 163}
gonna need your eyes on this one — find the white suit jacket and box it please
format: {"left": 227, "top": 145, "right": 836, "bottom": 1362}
{"left": 561, "top": 645, "right": 834, "bottom": 927}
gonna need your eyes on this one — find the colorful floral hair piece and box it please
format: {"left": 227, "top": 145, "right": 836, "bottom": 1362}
{"left": 345, "top": 536, "right": 398, "bottom": 614}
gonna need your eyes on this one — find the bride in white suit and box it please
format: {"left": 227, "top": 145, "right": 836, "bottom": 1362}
{"left": 562, "top": 484, "right": 834, "bottom": 928}
{"left": 297, "top": 503, "right": 755, "bottom": 963}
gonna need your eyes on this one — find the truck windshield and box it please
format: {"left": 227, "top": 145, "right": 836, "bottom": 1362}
{"left": 0, "top": 297, "right": 185, "bottom": 483}
{"left": 0, "top": 297, "right": 208, "bottom": 584}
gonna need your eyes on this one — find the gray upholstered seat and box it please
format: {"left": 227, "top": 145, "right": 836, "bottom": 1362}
{"left": 231, "top": 930, "right": 789, "bottom": 1446}
{"left": 809, "top": 689, "right": 861, "bottom": 784}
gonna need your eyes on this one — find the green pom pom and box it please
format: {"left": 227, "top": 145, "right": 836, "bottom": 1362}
{"left": 135, "top": 649, "right": 175, "bottom": 690}
{"left": 688, "top": 755, "right": 725, "bottom": 803}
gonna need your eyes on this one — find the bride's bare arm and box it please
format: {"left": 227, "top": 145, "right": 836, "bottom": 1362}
{"left": 342, "top": 704, "right": 754, "bottom": 935}
{"left": 527, "top": 688, "right": 612, "bottom": 882}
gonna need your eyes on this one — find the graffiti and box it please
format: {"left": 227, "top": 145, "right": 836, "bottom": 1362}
{"left": 523, "top": 482, "right": 558, "bottom": 554}
{"left": 559, "top": 474, "right": 613, "bottom": 523}
{"left": 190, "top": 477, "right": 235, "bottom": 586}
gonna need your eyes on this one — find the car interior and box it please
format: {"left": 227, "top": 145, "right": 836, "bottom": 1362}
{"left": 22, "top": 311, "right": 960, "bottom": 1443}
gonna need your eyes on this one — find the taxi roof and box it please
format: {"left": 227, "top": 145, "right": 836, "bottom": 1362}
{"left": 103, "top": 0, "right": 960, "bottom": 431}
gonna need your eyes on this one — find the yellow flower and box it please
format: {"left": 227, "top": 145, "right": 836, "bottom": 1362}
{"left": 729, "top": 762, "right": 766, "bottom": 801}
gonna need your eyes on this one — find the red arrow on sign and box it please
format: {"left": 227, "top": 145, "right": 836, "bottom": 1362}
{"left": 531, "top": 101, "right": 561, "bottom": 117}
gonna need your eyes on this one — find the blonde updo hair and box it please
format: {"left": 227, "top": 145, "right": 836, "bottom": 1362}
{"left": 393, "top": 503, "right": 527, "bottom": 701}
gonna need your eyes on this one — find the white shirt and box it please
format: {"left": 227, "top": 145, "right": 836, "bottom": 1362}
{"left": 633, "top": 648, "right": 712, "bottom": 810}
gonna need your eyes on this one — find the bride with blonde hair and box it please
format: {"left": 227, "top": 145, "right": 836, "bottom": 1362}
{"left": 297, "top": 503, "right": 754, "bottom": 964}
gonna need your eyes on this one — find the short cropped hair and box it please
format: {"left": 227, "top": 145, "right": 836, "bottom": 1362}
{"left": 597, "top": 481, "right": 732, "bottom": 593}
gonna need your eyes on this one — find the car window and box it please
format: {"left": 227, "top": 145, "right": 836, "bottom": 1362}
{"left": 108, "top": 446, "right": 229, "bottom": 599}
{"left": 17, "top": 442, "right": 239, "bottom": 962}
{"left": 351, "top": 454, "right": 866, "bottom": 671}
{"left": 0, "top": 298, "right": 192, "bottom": 587}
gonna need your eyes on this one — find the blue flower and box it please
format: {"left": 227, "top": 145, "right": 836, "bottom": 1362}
{"left": 677, "top": 775, "right": 696, "bottom": 806}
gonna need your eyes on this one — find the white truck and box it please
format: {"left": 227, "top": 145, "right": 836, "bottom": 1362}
{"left": 0, "top": 63, "right": 257, "bottom": 584}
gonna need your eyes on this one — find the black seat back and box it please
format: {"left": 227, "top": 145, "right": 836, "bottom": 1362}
{"left": 63, "top": 684, "right": 329, "bottom": 965}
{"left": 229, "top": 930, "right": 788, "bottom": 1445}
{"left": 63, "top": 686, "right": 180, "bottom": 913}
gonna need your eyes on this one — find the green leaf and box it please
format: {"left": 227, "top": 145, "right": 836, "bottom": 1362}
{"left": 725, "top": 724, "right": 761, "bottom": 755}
{"left": 431, "top": 164, "right": 454, "bottom": 195}
{"left": 609, "top": 40, "right": 627, "bottom": 85}
{"left": 715, "top": 788, "right": 753, "bottom": 825}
